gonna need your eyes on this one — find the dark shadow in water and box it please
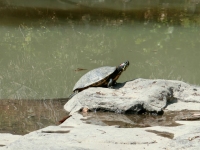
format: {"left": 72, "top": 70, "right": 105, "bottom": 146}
{"left": 146, "top": 130, "right": 174, "bottom": 139}
{"left": 0, "top": 98, "right": 69, "bottom": 135}
{"left": 82, "top": 110, "right": 200, "bottom": 128}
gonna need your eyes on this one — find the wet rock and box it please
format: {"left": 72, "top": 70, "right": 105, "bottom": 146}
{"left": 64, "top": 78, "right": 200, "bottom": 114}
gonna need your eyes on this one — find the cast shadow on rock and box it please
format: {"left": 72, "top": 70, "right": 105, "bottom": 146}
{"left": 165, "top": 98, "right": 178, "bottom": 107}
{"left": 113, "top": 78, "right": 138, "bottom": 89}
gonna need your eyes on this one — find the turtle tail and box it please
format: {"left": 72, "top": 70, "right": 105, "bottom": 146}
{"left": 68, "top": 91, "right": 79, "bottom": 99}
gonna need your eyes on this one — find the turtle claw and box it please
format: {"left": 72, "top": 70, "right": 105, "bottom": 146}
{"left": 108, "top": 86, "right": 113, "bottom": 89}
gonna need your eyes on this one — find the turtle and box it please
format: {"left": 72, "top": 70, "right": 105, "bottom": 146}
{"left": 69, "top": 61, "right": 129, "bottom": 98}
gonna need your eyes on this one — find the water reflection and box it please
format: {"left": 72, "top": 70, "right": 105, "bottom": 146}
{"left": 82, "top": 110, "right": 200, "bottom": 128}
{"left": 0, "top": 99, "right": 68, "bottom": 135}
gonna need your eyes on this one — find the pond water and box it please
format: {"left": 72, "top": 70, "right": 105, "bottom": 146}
{"left": 1, "top": 0, "right": 200, "bottom": 99}
{"left": 1, "top": 0, "right": 200, "bottom": 135}
{"left": 83, "top": 110, "right": 200, "bottom": 128}
{"left": 0, "top": 99, "right": 68, "bottom": 135}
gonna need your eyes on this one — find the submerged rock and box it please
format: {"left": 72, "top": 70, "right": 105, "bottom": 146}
{"left": 64, "top": 78, "right": 200, "bottom": 114}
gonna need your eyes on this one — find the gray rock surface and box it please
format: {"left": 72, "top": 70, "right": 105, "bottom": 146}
{"left": 156, "top": 121, "right": 200, "bottom": 150}
{"left": 65, "top": 78, "right": 200, "bottom": 114}
{"left": 0, "top": 134, "right": 21, "bottom": 147}
{"left": 1, "top": 79, "right": 200, "bottom": 150}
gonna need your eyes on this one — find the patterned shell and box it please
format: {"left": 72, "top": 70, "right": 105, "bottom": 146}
{"left": 73, "top": 66, "right": 116, "bottom": 91}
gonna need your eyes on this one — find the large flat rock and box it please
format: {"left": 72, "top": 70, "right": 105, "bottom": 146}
{"left": 2, "top": 113, "right": 200, "bottom": 150}
{"left": 0, "top": 134, "right": 21, "bottom": 147}
{"left": 2, "top": 79, "right": 200, "bottom": 150}
{"left": 65, "top": 78, "right": 200, "bottom": 114}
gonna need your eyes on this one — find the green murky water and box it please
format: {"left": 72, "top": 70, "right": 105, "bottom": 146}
{"left": 1, "top": 0, "right": 200, "bottom": 135}
{"left": 0, "top": 98, "right": 68, "bottom": 135}
{"left": 1, "top": 0, "right": 200, "bottom": 99}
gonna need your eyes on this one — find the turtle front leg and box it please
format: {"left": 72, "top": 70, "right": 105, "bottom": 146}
{"left": 107, "top": 78, "right": 114, "bottom": 88}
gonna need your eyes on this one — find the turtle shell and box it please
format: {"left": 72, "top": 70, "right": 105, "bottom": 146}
{"left": 73, "top": 66, "right": 116, "bottom": 92}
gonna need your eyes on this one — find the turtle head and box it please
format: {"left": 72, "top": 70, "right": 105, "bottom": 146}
{"left": 117, "top": 61, "right": 129, "bottom": 71}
